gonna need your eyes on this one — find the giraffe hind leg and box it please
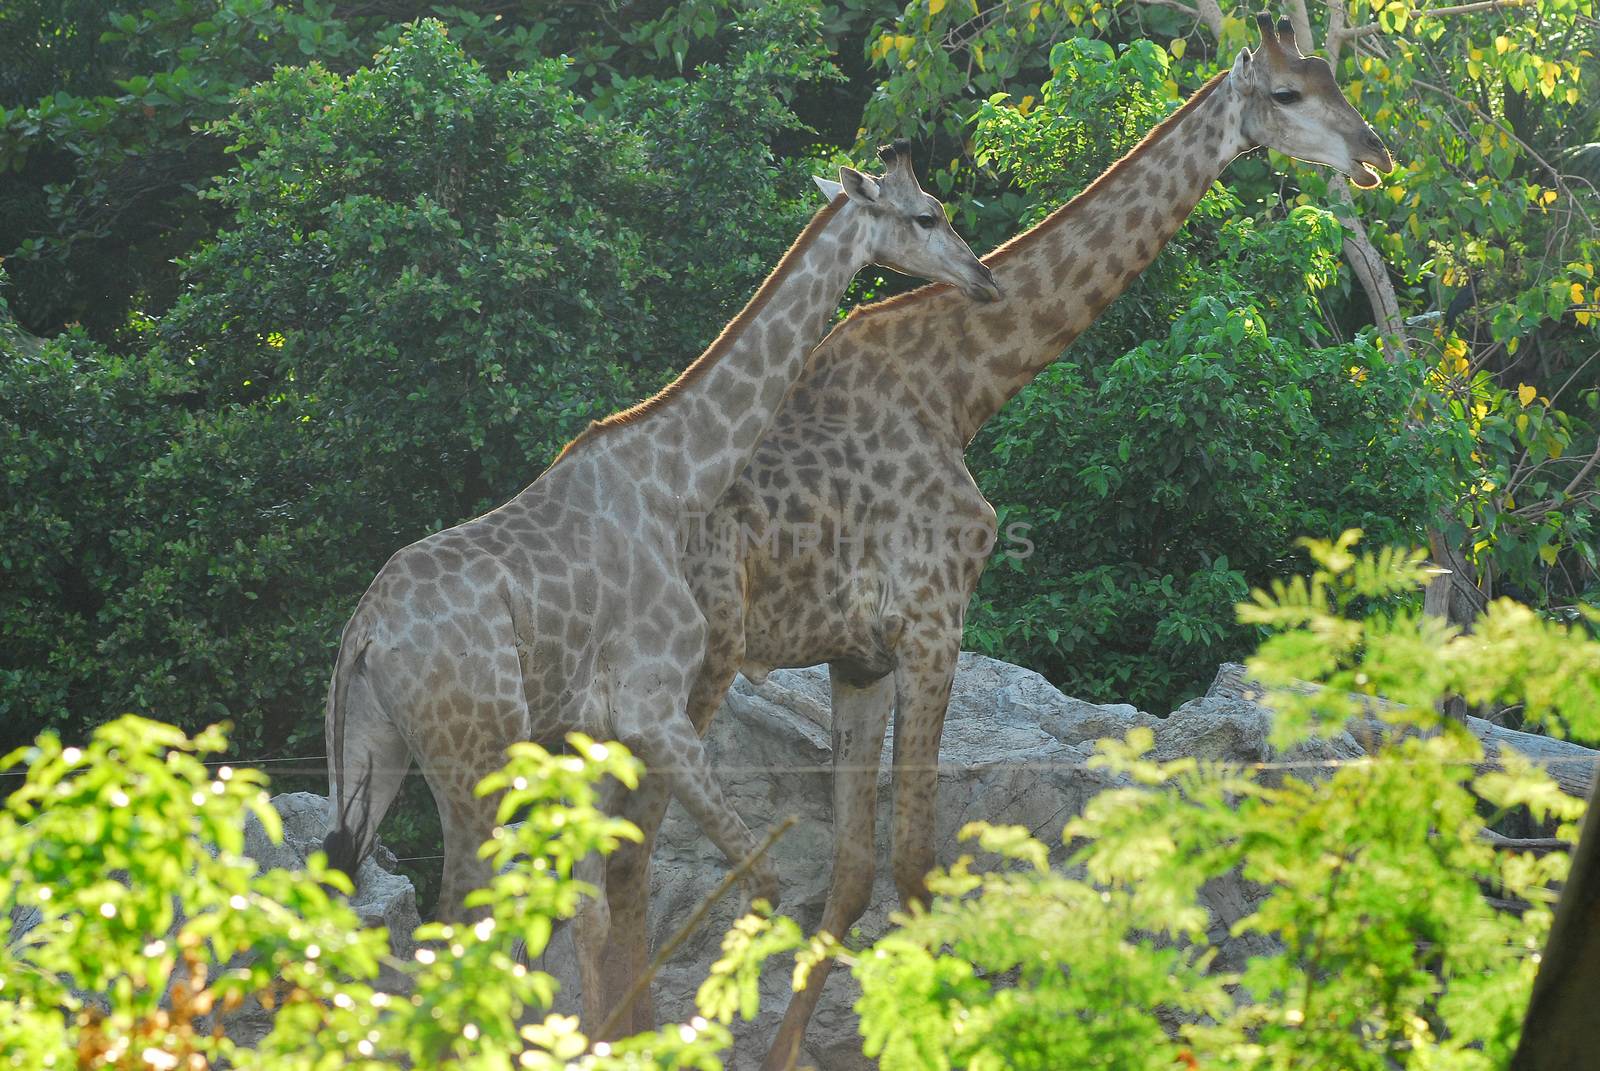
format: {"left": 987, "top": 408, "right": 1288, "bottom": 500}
{"left": 761, "top": 668, "right": 894, "bottom": 1071}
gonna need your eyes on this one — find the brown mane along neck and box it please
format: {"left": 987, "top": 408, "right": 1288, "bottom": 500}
{"left": 548, "top": 196, "right": 846, "bottom": 469}
{"left": 854, "top": 68, "right": 1231, "bottom": 319}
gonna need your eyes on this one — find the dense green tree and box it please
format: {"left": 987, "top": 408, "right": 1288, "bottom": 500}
{"left": 0, "top": 13, "right": 825, "bottom": 761}
{"left": 0, "top": 0, "right": 902, "bottom": 343}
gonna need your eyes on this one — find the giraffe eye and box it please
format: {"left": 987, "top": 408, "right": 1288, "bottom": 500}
{"left": 1271, "top": 88, "right": 1302, "bottom": 105}
{"left": 914, "top": 213, "right": 937, "bottom": 229}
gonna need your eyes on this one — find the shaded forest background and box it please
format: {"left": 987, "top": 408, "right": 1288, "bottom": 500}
{"left": 2, "top": 0, "right": 1596, "bottom": 901}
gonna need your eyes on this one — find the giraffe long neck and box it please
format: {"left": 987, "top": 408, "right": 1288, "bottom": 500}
{"left": 943, "top": 71, "right": 1250, "bottom": 443}
{"left": 586, "top": 198, "right": 868, "bottom": 515}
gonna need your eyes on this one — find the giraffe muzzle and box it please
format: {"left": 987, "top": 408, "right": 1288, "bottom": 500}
{"left": 1349, "top": 127, "right": 1394, "bottom": 189}
{"left": 964, "top": 263, "right": 1003, "bottom": 303}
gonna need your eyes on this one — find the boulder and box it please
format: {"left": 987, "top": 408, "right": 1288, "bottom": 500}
{"left": 535, "top": 656, "right": 1280, "bottom": 1068}
{"left": 245, "top": 791, "right": 421, "bottom": 960}
{"left": 221, "top": 792, "right": 420, "bottom": 1047}
{"left": 7, "top": 791, "right": 420, "bottom": 1050}
{"left": 538, "top": 654, "right": 1599, "bottom": 1069}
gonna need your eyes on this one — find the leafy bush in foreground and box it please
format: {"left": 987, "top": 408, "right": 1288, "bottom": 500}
{"left": 761, "top": 534, "right": 1600, "bottom": 1069}
{"left": 0, "top": 717, "right": 756, "bottom": 1069}
{"left": 4, "top": 537, "right": 1598, "bottom": 1068}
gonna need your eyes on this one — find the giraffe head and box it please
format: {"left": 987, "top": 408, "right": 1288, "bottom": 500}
{"left": 814, "top": 140, "right": 1002, "bottom": 302}
{"left": 1229, "top": 13, "right": 1394, "bottom": 188}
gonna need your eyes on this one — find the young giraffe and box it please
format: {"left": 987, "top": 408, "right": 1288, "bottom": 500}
{"left": 599, "top": 17, "right": 1394, "bottom": 1065}
{"left": 320, "top": 144, "right": 1000, "bottom": 1026}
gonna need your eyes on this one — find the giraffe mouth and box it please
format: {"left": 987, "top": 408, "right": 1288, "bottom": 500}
{"left": 962, "top": 263, "right": 1003, "bottom": 302}
{"left": 1347, "top": 143, "right": 1394, "bottom": 190}
{"left": 1349, "top": 161, "right": 1382, "bottom": 189}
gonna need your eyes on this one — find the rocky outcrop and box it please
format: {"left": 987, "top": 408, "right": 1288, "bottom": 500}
{"left": 535, "top": 655, "right": 1597, "bottom": 1070}
{"left": 245, "top": 791, "right": 421, "bottom": 958}
{"left": 218, "top": 792, "right": 422, "bottom": 1047}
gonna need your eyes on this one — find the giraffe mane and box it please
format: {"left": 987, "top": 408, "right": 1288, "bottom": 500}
{"left": 849, "top": 68, "right": 1231, "bottom": 319}
{"left": 547, "top": 195, "right": 847, "bottom": 469}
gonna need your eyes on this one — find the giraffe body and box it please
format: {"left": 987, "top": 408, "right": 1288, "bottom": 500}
{"left": 599, "top": 19, "right": 1396, "bottom": 1065}
{"left": 321, "top": 143, "right": 998, "bottom": 1028}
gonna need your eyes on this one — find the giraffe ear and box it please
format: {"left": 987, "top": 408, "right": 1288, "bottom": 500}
{"left": 812, "top": 175, "right": 844, "bottom": 203}
{"left": 838, "top": 165, "right": 881, "bottom": 205}
{"left": 1229, "top": 47, "right": 1258, "bottom": 93}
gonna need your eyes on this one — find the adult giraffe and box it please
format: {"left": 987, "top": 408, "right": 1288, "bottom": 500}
{"left": 599, "top": 16, "right": 1395, "bottom": 1067}
{"left": 320, "top": 144, "right": 1000, "bottom": 1026}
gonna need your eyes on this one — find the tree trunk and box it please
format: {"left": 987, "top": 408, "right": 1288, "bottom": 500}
{"left": 1512, "top": 772, "right": 1600, "bottom": 1070}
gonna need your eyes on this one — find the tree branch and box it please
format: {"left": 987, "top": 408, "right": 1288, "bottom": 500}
{"left": 1340, "top": 0, "right": 1536, "bottom": 43}
{"left": 591, "top": 815, "right": 797, "bottom": 1044}
{"left": 1136, "top": 0, "right": 1223, "bottom": 37}
{"left": 1332, "top": 179, "right": 1409, "bottom": 351}
{"left": 1284, "top": 0, "right": 1315, "bottom": 55}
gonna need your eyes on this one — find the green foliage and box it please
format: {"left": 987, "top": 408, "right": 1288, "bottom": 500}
{"left": 966, "top": 205, "right": 1451, "bottom": 710}
{"left": 0, "top": 714, "right": 384, "bottom": 1069}
{"left": 0, "top": 0, "right": 363, "bottom": 339}
{"left": 862, "top": 0, "right": 1120, "bottom": 246}
{"left": 752, "top": 535, "right": 1598, "bottom": 1068}
{"left": 0, "top": 321, "right": 193, "bottom": 731}
{"left": 862, "top": 0, "right": 1600, "bottom": 681}
{"left": 0, "top": 0, "right": 841, "bottom": 341}
{"left": 0, "top": 715, "right": 754, "bottom": 1069}
{"left": 1151, "top": 0, "right": 1600, "bottom": 647}
{"left": 0, "top": 16, "right": 821, "bottom": 766}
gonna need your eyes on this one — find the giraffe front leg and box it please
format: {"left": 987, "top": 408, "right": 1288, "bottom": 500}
{"left": 761, "top": 667, "right": 894, "bottom": 1071}
{"left": 617, "top": 711, "right": 778, "bottom": 909}
{"left": 598, "top": 773, "right": 670, "bottom": 1036}
{"left": 601, "top": 617, "right": 749, "bottom": 1034}
{"left": 889, "top": 634, "right": 960, "bottom": 909}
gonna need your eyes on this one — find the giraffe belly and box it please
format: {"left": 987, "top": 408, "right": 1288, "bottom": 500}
{"left": 742, "top": 575, "right": 902, "bottom": 682}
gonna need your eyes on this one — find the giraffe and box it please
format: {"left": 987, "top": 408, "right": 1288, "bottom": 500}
{"left": 596, "top": 16, "right": 1395, "bottom": 1066}
{"left": 319, "top": 142, "right": 1001, "bottom": 1027}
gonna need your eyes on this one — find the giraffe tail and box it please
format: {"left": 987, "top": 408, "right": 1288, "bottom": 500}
{"left": 322, "top": 630, "right": 375, "bottom": 884}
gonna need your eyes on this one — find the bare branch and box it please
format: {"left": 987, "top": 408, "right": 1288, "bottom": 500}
{"left": 1480, "top": 830, "right": 1572, "bottom": 855}
{"left": 1561, "top": 448, "right": 1600, "bottom": 499}
{"left": 1284, "top": 0, "right": 1315, "bottom": 54}
{"left": 1331, "top": 178, "right": 1410, "bottom": 355}
{"left": 1136, "top": 0, "right": 1223, "bottom": 37}
{"left": 1413, "top": 0, "right": 1533, "bottom": 18}
{"left": 1337, "top": 0, "right": 1534, "bottom": 47}
{"left": 591, "top": 815, "right": 797, "bottom": 1044}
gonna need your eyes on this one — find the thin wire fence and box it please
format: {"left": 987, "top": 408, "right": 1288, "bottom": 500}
{"left": 6, "top": 750, "right": 1600, "bottom": 780}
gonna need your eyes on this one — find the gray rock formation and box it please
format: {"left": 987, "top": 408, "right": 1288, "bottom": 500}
{"left": 193, "top": 793, "right": 422, "bottom": 1048}
{"left": 536, "top": 654, "right": 1597, "bottom": 1070}
{"left": 531, "top": 657, "right": 1231, "bottom": 1068}
{"left": 245, "top": 791, "right": 421, "bottom": 959}
{"left": 221, "top": 792, "right": 422, "bottom": 1047}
